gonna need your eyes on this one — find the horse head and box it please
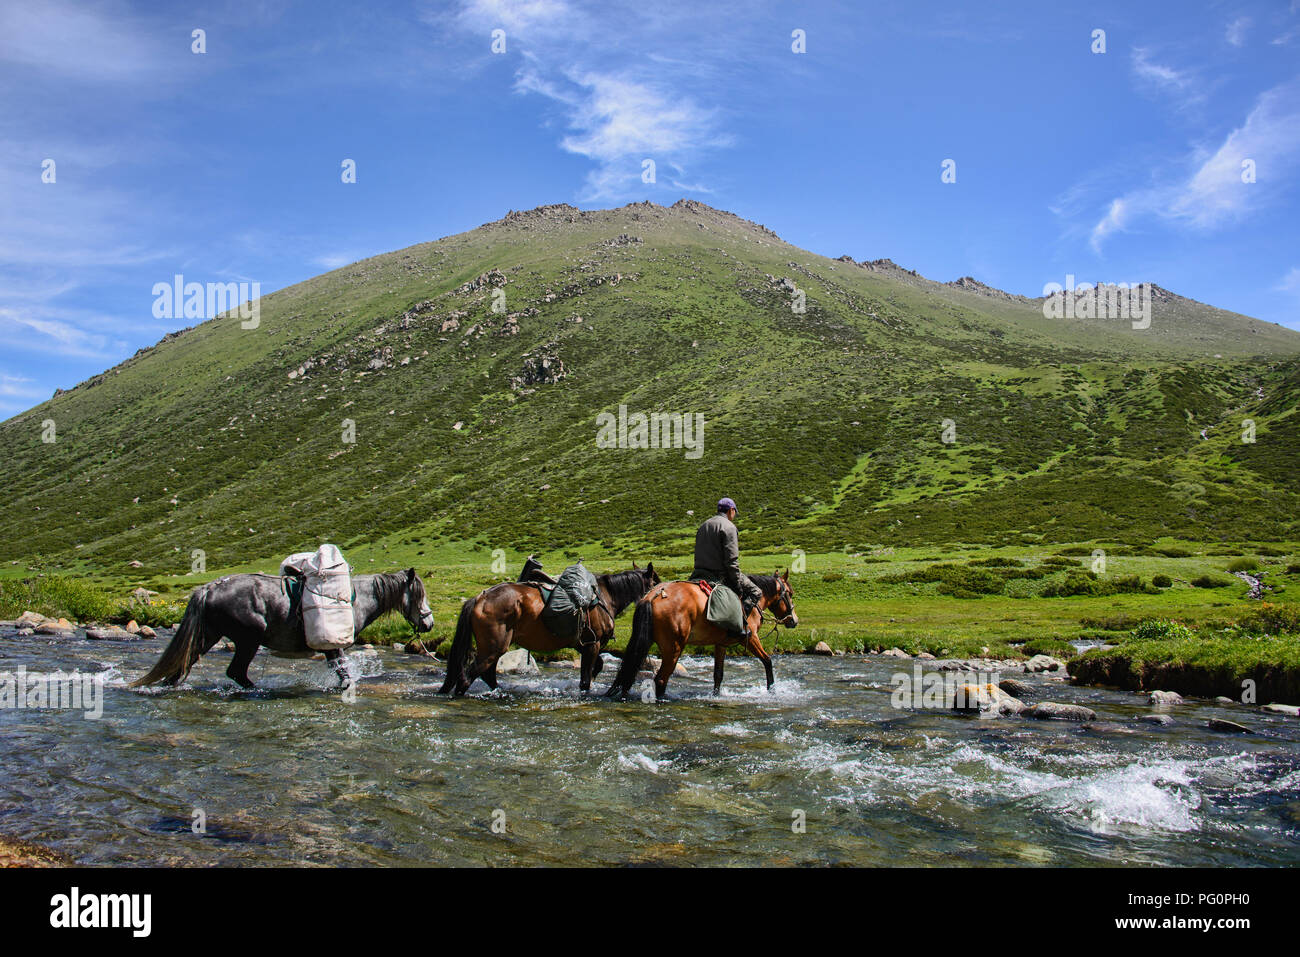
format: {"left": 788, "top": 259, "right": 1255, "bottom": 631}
{"left": 768, "top": 568, "right": 798, "bottom": 628}
{"left": 402, "top": 568, "right": 435, "bottom": 633}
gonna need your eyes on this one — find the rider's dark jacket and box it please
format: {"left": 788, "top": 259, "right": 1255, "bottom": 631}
{"left": 690, "top": 512, "right": 762, "bottom": 606}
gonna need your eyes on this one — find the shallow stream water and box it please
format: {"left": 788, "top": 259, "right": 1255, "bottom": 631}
{"left": 1, "top": 628, "right": 1298, "bottom": 866}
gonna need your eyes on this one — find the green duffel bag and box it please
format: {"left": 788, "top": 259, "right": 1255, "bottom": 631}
{"left": 542, "top": 562, "right": 601, "bottom": 641}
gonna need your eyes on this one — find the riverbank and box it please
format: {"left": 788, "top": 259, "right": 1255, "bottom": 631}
{"left": 5, "top": 546, "right": 1300, "bottom": 709}
{"left": 0, "top": 834, "right": 71, "bottom": 867}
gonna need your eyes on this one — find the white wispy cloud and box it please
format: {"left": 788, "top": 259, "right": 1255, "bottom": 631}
{"left": 1226, "top": 17, "right": 1251, "bottom": 47}
{"left": 1090, "top": 76, "right": 1300, "bottom": 250}
{"left": 1276, "top": 266, "right": 1300, "bottom": 295}
{"left": 313, "top": 252, "right": 361, "bottom": 270}
{"left": 451, "top": 0, "right": 736, "bottom": 201}
{"left": 0, "top": 0, "right": 173, "bottom": 83}
{"left": 1131, "top": 46, "right": 1206, "bottom": 113}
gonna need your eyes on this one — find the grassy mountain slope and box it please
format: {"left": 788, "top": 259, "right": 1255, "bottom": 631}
{"left": 3, "top": 199, "right": 1299, "bottom": 575}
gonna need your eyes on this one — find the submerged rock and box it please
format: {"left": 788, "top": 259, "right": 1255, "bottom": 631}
{"left": 1139, "top": 713, "right": 1175, "bottom": 726}
{"left": 1023, "top": 702, "right": 1096, "bottom": 721}
{"left": 1263, "top": 703, "right": 1300, "bottom": 717}
{"left": 1207, "top": 718, "right": 1251, "bottom": 734}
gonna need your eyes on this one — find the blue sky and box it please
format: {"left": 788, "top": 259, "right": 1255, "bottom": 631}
{"left": 2, "top": 0, "right": 1299, "bottom": 418}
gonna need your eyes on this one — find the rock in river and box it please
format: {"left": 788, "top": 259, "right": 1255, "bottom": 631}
{"left": 1149, "top": 690, "right": 1183, "bottom": 708}
{"left": 85, "top": 626, "right": 137, "bottom": 641}
{"left": 1207, "top": 719, "right": 1251, "bottom": 734}
{"left": 998, "top": 678, "right": 1035, "bottom": 698}
{"left": 949, "top": 683, "right": 1025, "bottom": 716}
{"left": 1024, "top": 655, "right": 1066, "bottom": 673}
{"left": 497, "top": 648, "right": 539, "bottom": 675}
{"left": 1023, "top": 702, "right": 1097, "bottom": 721}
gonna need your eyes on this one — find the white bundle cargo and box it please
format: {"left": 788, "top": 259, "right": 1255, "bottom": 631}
{"left": 280, "top": 544, "right": 355, "bottom": 651}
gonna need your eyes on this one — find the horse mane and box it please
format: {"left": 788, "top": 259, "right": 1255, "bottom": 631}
{"left": 369, "top": 571, "right": 412, "bottom": 610}
{"left": 749, "top": 574, "right": 780, "bottom": 598}
{"left": 599, "top": 568, "right": 651, "bottom": 610}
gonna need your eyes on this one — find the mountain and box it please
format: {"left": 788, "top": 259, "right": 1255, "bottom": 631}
{"left": 3, "top": 199, "right": 1299, "bottom": 574}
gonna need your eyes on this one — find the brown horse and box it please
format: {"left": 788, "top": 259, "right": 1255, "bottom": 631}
{"left": 438, "top": 564, "right": 660, "bottom": 696}
{"left": 605, "top": 571, "right": 797, "bottom": 701}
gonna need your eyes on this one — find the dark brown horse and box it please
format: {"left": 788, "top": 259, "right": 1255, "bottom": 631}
{"left": 606, "top": 571, "right": 797, "bottom": 701}
{"left": 439, "top": 564, "right": 659, "bottom": 696}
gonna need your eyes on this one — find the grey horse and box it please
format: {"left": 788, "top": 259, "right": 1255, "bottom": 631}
{"left": 130, "top": 567, "right": 434, "bottom": 691}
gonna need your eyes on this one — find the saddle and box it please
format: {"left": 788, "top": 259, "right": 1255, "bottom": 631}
{"left": 518, "top": 557, "right": 605, "bottom": 645}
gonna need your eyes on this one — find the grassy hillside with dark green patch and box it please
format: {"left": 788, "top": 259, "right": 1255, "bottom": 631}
{"left": 2, "top": 199, "right": 1299, "bottom": 576}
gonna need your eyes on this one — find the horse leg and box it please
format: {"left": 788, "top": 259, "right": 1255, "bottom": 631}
{"left": 226, "top": 638, "right": 258, "bottom": 689}
{"left": 579, "top": 646, "right": 596, "bottom": 693}
{"left": 324, "top": 649, "right": 351, "bottom": 689}
{"left": 459, "top": 625, "right": 507, "bottom": 696}
{"left": 744, "top": 632, "right": 775, "bottom": 690}
{"left": 713, "top": 645, "right": 726, "bottom": 695}
{"left": 654, "top": 645, "right": 682, "bottom": 701}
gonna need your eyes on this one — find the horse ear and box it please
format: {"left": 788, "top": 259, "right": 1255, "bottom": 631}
{"left": 406, "top": 567, "right": 416, "bottom": 580}
{"left": 783, "top": 569, "right": 789, "bottom": 582}
{"left": 633, "top": 560, "right": 639, "bottom": 569}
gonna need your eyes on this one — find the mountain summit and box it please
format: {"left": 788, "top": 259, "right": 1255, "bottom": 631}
{"left": 4, "top": 200, "right": 1299, "bottom": 570}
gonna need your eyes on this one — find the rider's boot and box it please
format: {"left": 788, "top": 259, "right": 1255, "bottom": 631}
{"left": 734, "top": 596, "right": 758, "bottom": 642}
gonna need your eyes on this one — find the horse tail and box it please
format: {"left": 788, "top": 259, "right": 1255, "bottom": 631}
{"left": 438, "top": 599, "right": 476, "bottom": 695}
{"left": 130, "top": 588, "right": 208, "bottom": 688}
{"left": 606, "top": 598, "right": 654, "bottom": 697}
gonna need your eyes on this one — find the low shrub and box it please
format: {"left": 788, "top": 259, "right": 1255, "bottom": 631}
{"left": 1130, "top": 619, "right": 1195, "bottom": 642}
{"left": 1191, "top": 574, "right": 1235, "bottom": 589}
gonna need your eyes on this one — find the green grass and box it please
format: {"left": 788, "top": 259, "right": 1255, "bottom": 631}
{"left": 0, "top": 575, "right": 186, "bottom": 626}
{"left": 1, "top": 202, "right": 1298, "bottom": 578}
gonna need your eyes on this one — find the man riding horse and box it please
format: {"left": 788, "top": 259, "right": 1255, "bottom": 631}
{"left": 690, "top": 496, "right": 763, "bottom": 641}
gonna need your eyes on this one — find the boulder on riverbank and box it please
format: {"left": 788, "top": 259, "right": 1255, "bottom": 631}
{"left": 1025, "top": 655, "right": 1066, "bottom": 673}
{"left": 1263, "top": 703, "right": 1300, "bottom": 717}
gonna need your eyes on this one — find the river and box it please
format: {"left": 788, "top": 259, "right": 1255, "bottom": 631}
{"left": 1, "top": 628, "right": 1298, "bottom": 865}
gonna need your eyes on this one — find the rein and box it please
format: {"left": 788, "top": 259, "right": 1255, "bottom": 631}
{"left": 755, "top": 583, "right": 795, "bottom": 653}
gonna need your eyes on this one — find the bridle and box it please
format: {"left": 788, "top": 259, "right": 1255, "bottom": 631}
{"left": 757, "top": 579, "right": 795, "bottom": 651}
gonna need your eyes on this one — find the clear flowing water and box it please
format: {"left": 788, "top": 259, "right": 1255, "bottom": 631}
{"left": 2, "top": 628, "right": 1298, "bottom": 866}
